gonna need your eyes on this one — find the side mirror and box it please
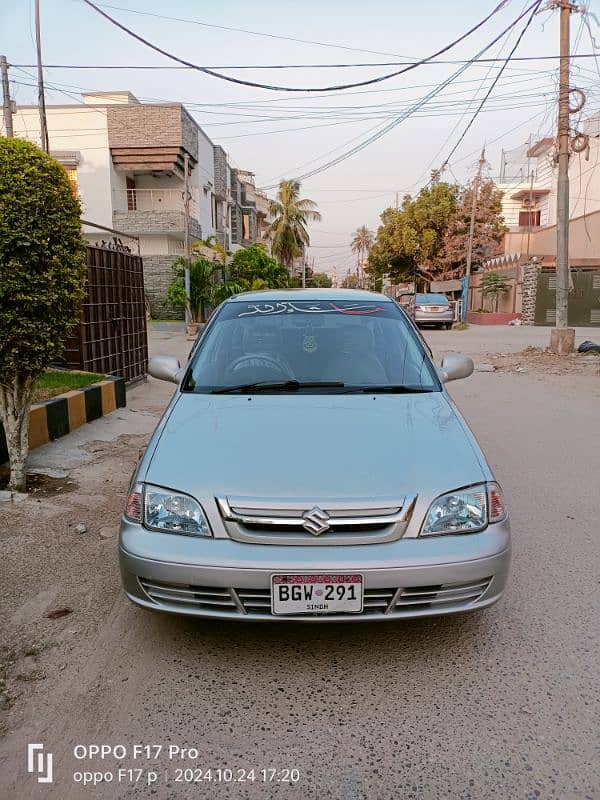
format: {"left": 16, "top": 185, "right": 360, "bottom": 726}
{"left": 148, "top": 356, "right": 183, "bottom": 384}
{"left": 438, "top": 353, "right": 474, "bottom": 383}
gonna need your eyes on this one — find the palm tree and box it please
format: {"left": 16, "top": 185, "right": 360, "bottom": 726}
{"left": 350, "top": 225, "right": 374, "bottom": 287}
{"left": 265, "top": 179, "right": 321, "bottom": 271}
{"left": 167, "top": 257, "right": 242, "bottom": 323}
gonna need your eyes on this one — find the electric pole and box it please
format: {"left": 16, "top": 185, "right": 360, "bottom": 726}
{"left": 34, "top": 0, "right": 49, "bottom": 152}
{"left": 463, "top": 146, "right": 486, "bottom": 321}
{"left": 550, "top": 0, "right": 576, "bottom": 353}
{"left": 1, "top": 56, "right": 14, "bottom": 137}
{"left": 183, "top": 152, "right": 192, "bottom": 328}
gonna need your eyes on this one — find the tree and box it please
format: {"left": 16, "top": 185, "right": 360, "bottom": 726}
{"left": 0, "top": 138, "right": 87, "bottom": 492}
{"left": 442, "top": 179, "right": 506, "bottom": 276}
{"left": 310, "top": 271, "right": 332, "bottom": 288}
{"left": 167, "top": 258, "right": 241, "bottom": 322}
{"left": 265, "top": 179, "right": 321, "bottom": 269}
{"left": 481, "top": 271, "right": 510, "bottom": 312}
{"left": 367, "top": 181, "right": 458, "bottom": 286}
{"left": 350, "top": 225, "right": 374, "bottom": 285}
{"left": 340, "top": 272, "right": 360, "bottom": 289}
{"left": 229, "top": 243, "right": 289, "bottom": 290}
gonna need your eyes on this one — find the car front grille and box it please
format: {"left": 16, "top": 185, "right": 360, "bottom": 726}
{"left": 216, "top": 495, "right": 417, "bottom": 546}
{"left": 138, "top": 577, "right": 492, "bottom": 618}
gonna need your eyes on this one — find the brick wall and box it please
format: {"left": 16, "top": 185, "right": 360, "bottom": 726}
{"left": 181, "top": 108, "right": 199, "bottom": 162}
{"left": 521, "top": 261, "right": 542, "bottom": 325}
{"left": 113, "top": 210, "right": 202, "bottom": 239}
{"left": 213, "top": 146, "right": 228, "bottom": 196}
{"left": 107, "top": 105, "right": 185, "bottom": 149}
{"left": 143, "top": 255, "right": 184, "bottom": 319}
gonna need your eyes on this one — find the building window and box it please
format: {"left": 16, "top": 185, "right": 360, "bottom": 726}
{"left": 242, "top": 213, "right": 251, "bottom": 240}
{"left": 518, "top": 209, "right": 540, "bottom": 227}
{"left": 63, "top": 166, "right": 78, "bottom": 196}
{"left": 126, "top": 177, "right": 137, "bottom": 211}
{"left": 211, "top": 194, "right": 218, "bottom": 230}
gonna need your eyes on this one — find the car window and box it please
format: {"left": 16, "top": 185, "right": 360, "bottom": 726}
{"left": 182, "top": 299, "right": 441, "bottom": 393}
{"left": 416, "top": 294, "right": 450, "bottom": 305}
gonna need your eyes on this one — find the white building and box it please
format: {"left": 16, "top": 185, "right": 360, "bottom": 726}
{"left": 496, "top": 112, "right": 600, "bottom": 251}
{"left": 4, "top": 91, "right": 250, "bottom": 316}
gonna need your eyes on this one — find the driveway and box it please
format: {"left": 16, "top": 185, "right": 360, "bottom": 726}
{"left": 0, "top": 325, "right": 598, "bottom": 799}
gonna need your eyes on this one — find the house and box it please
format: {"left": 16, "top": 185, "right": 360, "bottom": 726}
{"left": 6, "top": 91, "right": 263, "bottom": 317}
{"left": 470, "top": 114, "right": 600, "bottom": 325}
{"left": 497, "top": 115, "right": 600, "bottom": 243}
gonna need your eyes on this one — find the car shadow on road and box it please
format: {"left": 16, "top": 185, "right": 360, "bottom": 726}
{"left": 141, "top": 605, "right": 498, "bottom": 667}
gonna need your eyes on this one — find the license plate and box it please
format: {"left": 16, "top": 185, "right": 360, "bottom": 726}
{"left": 271, "top": 574, "right": 363, "bottom": 615}
{"left": 425, "top": 306, "right": 442, "bottom": 312}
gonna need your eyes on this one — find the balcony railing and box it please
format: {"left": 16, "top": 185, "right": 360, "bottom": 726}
{"left": 113, "top": 188, "right": 199, "bottom": 219}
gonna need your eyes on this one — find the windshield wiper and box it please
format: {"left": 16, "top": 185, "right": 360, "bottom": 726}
{"left": 341, "top": 385, "right": 435, "bottom": 394}
{"left": 211, "top": 380, "right": 345, "bottom": 394}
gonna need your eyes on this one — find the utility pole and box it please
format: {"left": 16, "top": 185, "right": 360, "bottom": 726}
{"left": 1, "top": 56, "right": 14, "bottom": 137}
{"left": 463, "top": 146, "right": 486, "bottom": 321}
{"left": 183, "top": 152, "right": 192, "bottom": 328}
{"left": 525, "top": 169, "right": 535, "bottom": 258}
{"left": 34, "top": 0, "right": 49, "bottom": 152}
{"left": 550, "top": 0, "right": 576, "bottom": 353}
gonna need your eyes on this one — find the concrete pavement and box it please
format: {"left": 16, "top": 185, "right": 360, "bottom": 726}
{"left": 0, "top": 325, "right": 598, "bottom": 800}
{"left": 423, "top": 323, "right": 600, "bottom": 360}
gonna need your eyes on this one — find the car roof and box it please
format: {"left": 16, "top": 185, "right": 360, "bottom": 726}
{"left": 227, "top": 288, "right": 392, "bottom": 303}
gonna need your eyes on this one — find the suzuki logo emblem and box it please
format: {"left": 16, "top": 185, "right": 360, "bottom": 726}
{"left": 302, "top": 506, "right": 330, "bottom": 535}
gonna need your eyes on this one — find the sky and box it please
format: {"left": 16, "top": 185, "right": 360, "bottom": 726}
{"left": 3, "top": 0, "right": 600, "bottom": 276}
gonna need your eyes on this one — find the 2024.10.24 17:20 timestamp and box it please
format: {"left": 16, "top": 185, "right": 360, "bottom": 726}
{"left": 171, "top": 767, "right": 301, "bottom": 784}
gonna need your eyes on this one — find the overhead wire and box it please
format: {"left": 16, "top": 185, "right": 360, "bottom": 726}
{"left": 261, "top": 0, "right": 545, "bottom": 187}
{"left": 440, "top": 0, "right": 543, "bottom": 168}
{"left": 11, "top": 53, "right": 600, "bottom": 70}
{"left": 80, "top": 0, "right": 516, "bottom": 93}
{"left": 402, "top": 0, "right": 532, "bottom": 191}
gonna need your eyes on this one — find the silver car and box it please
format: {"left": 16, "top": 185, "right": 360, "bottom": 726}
{"left": 120, "top": 289, "right": 510, "bottom": 622}
{"left": 411, "top": 293, "right": 455, "bottom": 329}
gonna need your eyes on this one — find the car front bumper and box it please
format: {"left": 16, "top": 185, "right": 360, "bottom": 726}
{"left": 119, "top": 518, "right": 511, "bottom": 622}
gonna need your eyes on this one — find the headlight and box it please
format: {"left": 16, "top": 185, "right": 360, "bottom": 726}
{"left": 420, "top": 482, "right": 507, "bottom": 536}
{"left": 124, "top": 482, "right": 211, "bottom": 536}
{"left": 421, "top": 484, "right": 487, "bottom": 535}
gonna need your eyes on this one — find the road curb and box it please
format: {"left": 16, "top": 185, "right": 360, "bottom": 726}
{"left": 0, "top": 376, "right": 126, "bottom": 463}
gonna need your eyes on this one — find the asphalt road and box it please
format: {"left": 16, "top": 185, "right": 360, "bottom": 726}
{"left": 1, "top": 327, "right": 599, "bottom": 800}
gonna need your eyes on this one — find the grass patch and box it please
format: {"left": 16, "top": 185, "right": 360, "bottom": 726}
{"left": 453, "top": 321, "right": 470, "bottom": 331}
{"left": 33, "top": 369, "right": 106, "bottom": 403}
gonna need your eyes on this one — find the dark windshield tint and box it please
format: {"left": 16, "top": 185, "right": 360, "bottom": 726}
{"left": 416, "top": 293, "right": 450, "bottom": 305}
{"left": 183, "top": 299, "right": 440, "bottom": 393}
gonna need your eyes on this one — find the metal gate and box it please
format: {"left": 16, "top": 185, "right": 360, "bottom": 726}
{"left": 534, "top": 268, "right": 600, "bottom": 326}
{"left": 60, "top": 245, "right": 148, "bottom": 382}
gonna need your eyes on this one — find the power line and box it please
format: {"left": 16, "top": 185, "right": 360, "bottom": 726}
{"left": 80, "top": 0, "right": 512, "bottom": 93}
{"left": 441, "top": 0, "right": 544, "bottom": 168}
{"left": 94, "top": 1, "right": 419, "bottom": 59}
{"left": 10, "top": 53, "right": 600, "bottom": 71}
{"left": 407, "top": 0, "right": 534, "bottom": 192}
{"left": 262, "top": 0, "right": 544, "bottom": 187}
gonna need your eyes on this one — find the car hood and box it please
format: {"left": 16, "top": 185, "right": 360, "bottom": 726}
{"left": 144, "top": 393, "right": 487, "bottom": 502}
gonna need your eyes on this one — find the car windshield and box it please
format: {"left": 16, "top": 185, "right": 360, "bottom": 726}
{"left": 416, "top": 293, "right": 449, "bottom": 305}
{"left": 183, "top": 298, "right": 441, "bottom": 393}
